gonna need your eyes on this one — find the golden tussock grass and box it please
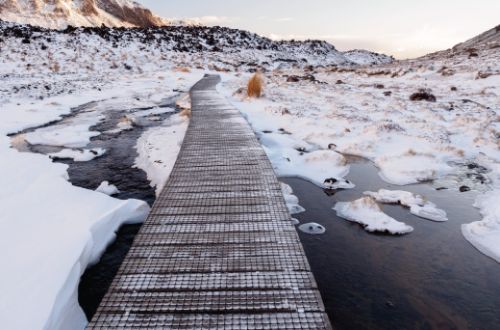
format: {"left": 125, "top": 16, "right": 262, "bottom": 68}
{"left": 179, "top": 108, "right": 192, "bottom": 118}
{"left": 247, "top": 73, "right": 264, "bottom": 98}
{"left": 173, "top": 66, "right": 191, "bottom": 73}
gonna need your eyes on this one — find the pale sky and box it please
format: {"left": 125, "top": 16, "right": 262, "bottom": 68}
{"left": 137, "top": 0, "right": 500, "bottom": 59}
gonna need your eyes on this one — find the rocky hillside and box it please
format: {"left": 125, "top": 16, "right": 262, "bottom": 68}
{"left": 453, "top": 24, "right": 500, "bottom": 51}
{"left": 0, "top": 0, "right": 166, "bottom": 28}
{"left": 421, "top": 23, "right": 500, "bottom": 62}
{"left": 0, "top": 21, "right": 394, "bottom": 68}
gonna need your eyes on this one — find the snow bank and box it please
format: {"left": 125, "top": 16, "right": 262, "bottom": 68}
{"left": 135, "top": 113, "right": 189, "bottom": 196}
{"left": 376, "top": 154, "right": 454, "bottom": 185}
{"left": 364, "top": 189, "right": 448, "bottom": 222}
{"left": 280, "top": 182, "right": 305, "bottom": 215}
{"left": 462, "top": 190, "right": 500, "bottom": 263}
{"left": 0, "top": 136, "right": 149, "bottom": 330}
{"left": 221, "top": 92, "right": 352, "bottom": 188}
{"left": 333, "top": 197, "right": 414, "bottom": 234}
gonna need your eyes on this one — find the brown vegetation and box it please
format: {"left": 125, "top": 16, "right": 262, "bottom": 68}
{"left": 173, "top": 66, "right": 191, "bottom": 73}
{"left": 247, "top": 73, "right": 264, "bottom": 98}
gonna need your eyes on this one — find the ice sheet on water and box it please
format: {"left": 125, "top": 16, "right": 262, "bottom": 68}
{"left": 333, "top": 197, "right": 414, "bottom": 235}
{"left": 364, "top": 189, "right": 448, "bottom": 222}
{"left": 299, "top": 223, "right": 326, "bottom": 235}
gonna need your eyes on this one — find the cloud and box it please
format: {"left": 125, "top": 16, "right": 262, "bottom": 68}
{"left": 274, "top": 17, "right": 294, "bottom": 22}
{"left": 176, "top": 16, "right": 239, "bottom": 25}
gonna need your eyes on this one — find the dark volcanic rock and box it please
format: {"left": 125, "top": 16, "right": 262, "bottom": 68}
{"left": 410, "top": 89, "right": 437, "bottom": 102}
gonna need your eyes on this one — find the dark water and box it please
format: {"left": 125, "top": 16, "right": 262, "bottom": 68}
{"left": 283, "top": 158, "right": 500, "bottom": 330}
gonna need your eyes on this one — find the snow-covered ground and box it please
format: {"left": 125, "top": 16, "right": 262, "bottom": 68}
{"left": 0, "top": 19, "right": 499, "bottom": 330}
{"left": 219, "top": 47, "right": 499, "bottom": 259}
{"left": 135, "top": 112, "right": 189, "bottom": 195}
{"left": 0, "top": 40, "right": 201, "bottom": 327}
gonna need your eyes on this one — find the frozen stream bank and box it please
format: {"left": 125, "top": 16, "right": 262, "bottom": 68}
{"left": 9, "top": 95, "right": 185, "bottom": 321}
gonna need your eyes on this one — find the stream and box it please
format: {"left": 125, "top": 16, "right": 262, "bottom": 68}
{"left": 284, "top": 157, "right": 500, "bottom": 329}
{"left": 9, "top": 97, "right": 179, "bottom": 319}
{"left": 9, "top": 102, "right": 500, "bottom": 328}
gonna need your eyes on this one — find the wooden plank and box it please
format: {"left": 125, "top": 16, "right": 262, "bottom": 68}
{"left": 88, "top": 74, "right": 331, "bottom": 329}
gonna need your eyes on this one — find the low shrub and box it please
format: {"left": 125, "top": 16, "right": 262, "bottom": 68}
{"left": 247, "top": 73, "right": 264, "bottom": 98}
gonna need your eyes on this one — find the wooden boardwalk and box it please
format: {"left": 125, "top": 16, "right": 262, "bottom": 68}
{"left": 88, "top": 75, "right": 332, "bottom": 329}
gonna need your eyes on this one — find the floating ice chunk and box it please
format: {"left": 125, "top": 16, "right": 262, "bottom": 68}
{"left": 324, "top": 177, "right": 355, "bottom": 190}
{"left": 409, "top": 203, "right": 448, "bottom": 222}
{"left": 364, "top": 189, "right": 423, "bottom": 206}
{"left": 364, "top": 189, "right": 448, "bottom": 222}
{"left": 95, "top": 181, "right": 120, "bottom": 196}
{"left": 288, "top": 203, "right": 306, "bottom": 215}
{"left": 333, "top": 197, "right": 414, "bottom": 235}
{"left": 299, "top": 223, "right": 326, "bottom": 235}
{"left": 280, "top": 182, "right": 305, "bottom": 214}
{"left": 49, "top": 148, "right": 106, "bottom": 162}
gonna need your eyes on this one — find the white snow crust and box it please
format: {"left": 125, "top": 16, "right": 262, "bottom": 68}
{"left": 333, "top": 197, "right": 414, "bottom": 234}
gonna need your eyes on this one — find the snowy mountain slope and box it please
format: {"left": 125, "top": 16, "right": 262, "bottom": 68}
{"left": 421, "top": 23, "right": 500, "bottom": 62}
{"left": 453, "top": 24, "right": 500, "bottom": 51}
{"left": 0, "top": 0, "right": 166, "bottom": 28}
{"left": 0, "top": 21, "right": 394, "bottom": 67}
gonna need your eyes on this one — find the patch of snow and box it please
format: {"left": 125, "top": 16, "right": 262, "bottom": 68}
{"left": 0, "top": 135, "right": 149, "bottom": 330}
{"left": 25, "top": 123, "right": 101, "bottom": 148}
{"left": 298, "top": 222, "right": 326, "bottom": 235}
{"left": 364, "top": 189, "right": 448, "bottom": 222}
{"left": 333, "top": 197, "right": 414, "bottom": 235}
{"left": 324, "top": 177, "right": 356, "bottom": 190}
{"left": 280, "top": 182, "right": 305, "bottom": 215}
{"left": 95, "top": 181, "right": 120, "bottom": 196}
{"left": 134, "top": 113, "right": 189, "bottom": 196}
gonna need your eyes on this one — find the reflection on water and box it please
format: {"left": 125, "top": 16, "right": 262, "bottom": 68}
{"left": 283, "top": 158, "right": 500, "bottom": 330}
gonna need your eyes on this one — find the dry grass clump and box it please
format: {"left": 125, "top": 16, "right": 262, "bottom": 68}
{"left": 177, "top": 94, "right": 192, "bottom": 118}
{"left": 51, "top": 61, "right": 61, "bottom": 73}
{"left": 247, "top": 73, "right": 264, "bottom": 98}
{"left": 173, "top": 66, "right": 191, "bottom": 73}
